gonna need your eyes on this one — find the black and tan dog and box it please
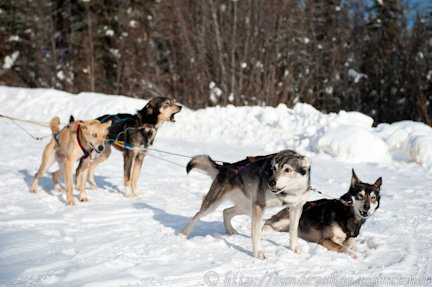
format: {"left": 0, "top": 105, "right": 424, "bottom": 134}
{"left": 263, "top": 170, "right": 382, "bottom": 258}
{"left": 76, "top": 97, "right": 182, "bottom": 197}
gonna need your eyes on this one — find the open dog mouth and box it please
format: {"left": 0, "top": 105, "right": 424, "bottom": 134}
{"left": 170, "top": 111, "right": 180, "bottom": 122}
{"left": 359, "top": 210, "right": 369, "bottom": 217}
{"left": 270, "top": 186, "right": 286, "bottom": 194}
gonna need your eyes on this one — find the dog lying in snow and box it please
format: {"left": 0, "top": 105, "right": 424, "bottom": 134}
{"left": 263, "top": 169, "right": 382, "bottom": 258}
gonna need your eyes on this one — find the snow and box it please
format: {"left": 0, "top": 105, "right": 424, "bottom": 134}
{"left": 105, "top": 29, "right": 115, "bottom": 37}
{"left": 56, "top": 71, "right": 65, "bottom": 81}
{"left": 0, "top": 86, "right": 431, "bottom": 286}
{"left": 348, "top": 68, "right": 367, "bottom": 83}
{"left": 209, "top": 82, "right": 222, "bottom": 104}
{"left": 2, "top": 51, "right": 19, "bottom": 70}
{"left": 129, "top": 20, "right": 139, "bottom": 28}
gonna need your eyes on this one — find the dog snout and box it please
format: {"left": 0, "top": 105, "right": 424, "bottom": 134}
{"left": 97, "top": 145, "right": 104, "bottom": 152}
{"left": 364, "top": 204, "right": 370, "bottom": 211}
{"left": 269, "top": 180, "right": 276, "bottom": 188}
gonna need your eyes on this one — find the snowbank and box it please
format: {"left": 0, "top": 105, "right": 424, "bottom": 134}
{"left": 0, "top": 86, "right": 431, "bottom": 169}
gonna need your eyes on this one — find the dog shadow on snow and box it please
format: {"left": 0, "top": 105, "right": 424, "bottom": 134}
{"left": 19, "top": 169, "right": 123, "bottom": 203}
{"left": 133, "top": 202, "right": 253, "bottom": 256}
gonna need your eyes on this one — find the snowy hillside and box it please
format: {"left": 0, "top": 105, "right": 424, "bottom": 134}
{"left": 0, "top": 86, "right": 431, "bottom": 286}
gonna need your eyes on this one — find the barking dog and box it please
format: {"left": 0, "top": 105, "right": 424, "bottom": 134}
{"left": 263, "top": 169, "right": 382, "bottom": 258}
{"left": 76, "top": 97, "right": 182, "bottom": 197}
{"left": 30, "top": 117, "right": 112, "bottom": 205}
{"left": 180, "top": 150, "right": 311, "bottom": 259}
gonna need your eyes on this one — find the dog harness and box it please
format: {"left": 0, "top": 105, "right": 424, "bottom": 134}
{"left": 53, "top": 132, "right": 60, "bottom": 146}
{"left": 52, "top": 123, "right": 92, "bottom": 159}
{"left": 76, "top": 124, "right": 92, "bottom": 159}
{"left": 107, "top": 124, "right": 154, "bottom": 150}
{"left": 99, "top": 114, "right": 129, "bottom": 130}
{"left": 52, "top": 124, "right": 70, "bottom": 147}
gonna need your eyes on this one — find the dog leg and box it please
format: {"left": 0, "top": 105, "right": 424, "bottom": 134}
{"left": 52, "top": 167, "right": 65, "bottom": 192}
{"left": 180, "top": 196, "right": 224, "bottom": 238}
{"left": 263, "top": 208, "right": 291, "bottom": 232}
{"left": 65, "top": 157, "right": 75, "bottom": 205}
{"left": 289, "top": 205, "right": 303, "bottom": 254}
{"left": 87, "top": 145, "right": 111, "bottom": 189}
{"left": 252, "top": 204, "right": 266, "bottom": 260}
{"left": 76, "top": 158, "right": 85, "bottom": 190}
{"left": 344, "top": 237, "right": 358, "bottom": 253}
{"left": 77, "top": 158, "right": 91, "bottom": 202}
{"left": 223, "top": 205, "right": 247, "bottom": 235}
{"left": 30, "top": 140, "right": 56, "bottom": 193}
{"left": 130, "top": 153, "right": 146, "bottom": 197}
{"left": 123, "top": 150, "right": 134, "bottom": 197}
{"left": 319, "top": 238, "right": 356, "bottom": 258}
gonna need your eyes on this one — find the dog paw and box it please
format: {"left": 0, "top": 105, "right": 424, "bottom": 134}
{"left": 29, "top": 187, "right": 37, "bottom": 193}
{"left": 254, "top": 250, "right": 266, "bottom": 260}
{"left": 178, "top": 233, "right": 188, "bottom": 239}
{"left": 66, "top": 199, "right": 76, "bottom": 206}
{"left": 262, "top": 225, "right": 275, "bottom": 232}
{"left": 125, "top": 192, "right": 134, "bottom": 198}
{"left": 226, "top": 228, "right": 238, "bottom": 236}
{"left": 291, "top": 245, "right": 302, "bottom": 254}
{"left": 349, "top": 246, "right": 358, "bottom": 253}
{"left": 348, "top": 250, "right": 358, "bottom": 259}
{"left": 80, "top": 196, "right": 88, "bottom": 202}
{"left": 54, "top": 184, "right": 62, "bottom": 192}
{"left": 89, "top": 183, "right": 97, "bottom": 190}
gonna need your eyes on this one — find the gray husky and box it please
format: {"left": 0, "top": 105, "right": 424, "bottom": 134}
{"left": 263, "top": 169, "right": 382, "bottom": 258}
{"left": 180, "top": 150, "right": 311, "bottom": 259}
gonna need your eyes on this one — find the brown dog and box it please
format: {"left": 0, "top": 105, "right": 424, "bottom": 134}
{"left": 30, "top": 117, "right": 112, "bottom": 205}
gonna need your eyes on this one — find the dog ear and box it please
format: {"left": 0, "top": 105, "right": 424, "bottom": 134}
{"left": 140, "top": 100, "right": 157, "bottom": 119}
{"left": 79, "top": 123, "right": 88, "bottom": 130}
{"left": 351, "top": 169, "right": 360, "bottom": 186}
{"left": 103, "top": 120, "right": 112, "bottom": 129}
{"left": 302, "top": 156, "right": 312, "bottom": 168}
{"left": 340, "top": 192, "right": 353, "bottom": 206}
{"left": 373, "top": 177, "right": 382, "bottom": 190}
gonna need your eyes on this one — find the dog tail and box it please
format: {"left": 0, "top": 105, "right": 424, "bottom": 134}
{"left": 186, "top": 155, "right": 220, "bottom": 180}
{"left": 50, "top": 117, "right": 61, "bottom": 134}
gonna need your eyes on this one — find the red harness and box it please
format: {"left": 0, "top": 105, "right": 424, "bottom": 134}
{"left": 76, "top": 124, "right": 92, "bottom": 159}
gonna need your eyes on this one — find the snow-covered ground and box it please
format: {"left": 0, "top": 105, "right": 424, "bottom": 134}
{"left": 0, "top": 86, "right": 431, "bottom": 287}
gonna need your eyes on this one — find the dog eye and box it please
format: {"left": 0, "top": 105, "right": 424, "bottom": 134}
{"left": 285, "top": 168, "right": 292, "bottom": 173}
{"left": 93, "top": 133, "right": 97, "bottom": 138}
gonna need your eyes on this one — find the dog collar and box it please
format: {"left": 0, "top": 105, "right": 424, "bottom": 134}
{"left": 76, "top": 124, "right": 92, "bottom": 159}
{"left": 141, "top": 123, "right": 155, "bottom": 129}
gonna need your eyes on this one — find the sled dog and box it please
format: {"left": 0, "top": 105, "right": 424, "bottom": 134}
{"left": 180, "top": 150, "right": 311, "bottom": 259}
{"left": 76, "top": 97, "right": 182, "bottom": 197}
{"left": 264, "top": 169, "right": 382, "bottom": 258}
{"left": 30, "top": 117, "right": 112, "bottom": 205}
